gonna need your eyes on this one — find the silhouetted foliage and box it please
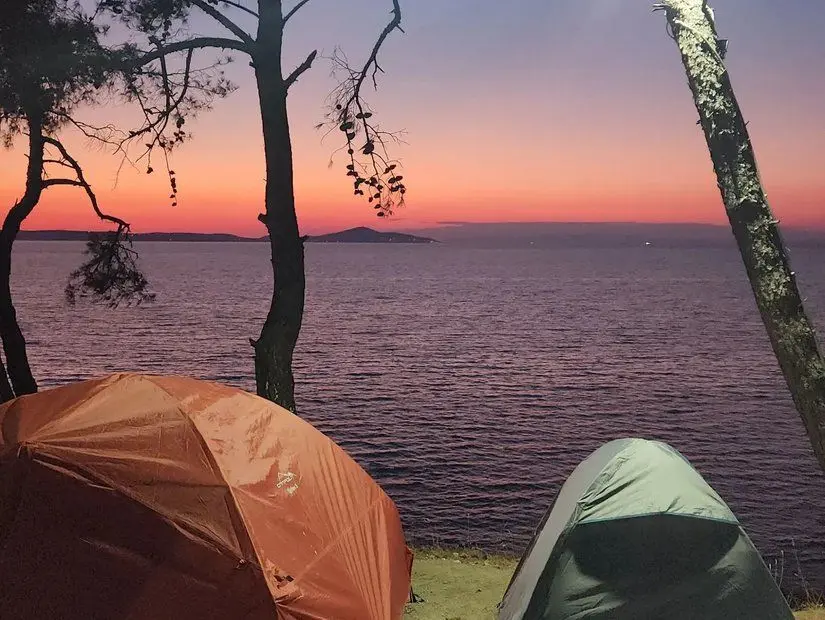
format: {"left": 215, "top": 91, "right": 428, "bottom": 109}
{"left": 0, "top": 0, "right": 152, "bottom": 308}
{"left": 66, "top": 231, "right": 155, "bottom": 308}
{"left": 0, "top": 0, "right": 112, "bottom": 137}
{"left": 0, "top": 0, "right": 154, "bottom": 401}
{"left": 310, "top": 0, "right": 407, "bottom": 217}
{"left": 94, "top": 0, "right": 239, "bottom": 203}
{"left": 321, "top": 40, "right": 408, "bottom": 216}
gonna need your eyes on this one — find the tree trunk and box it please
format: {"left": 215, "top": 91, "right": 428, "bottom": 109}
{"left": 0, "top": 113, "right": 44, "bottom": 402}
{"left": 250, "top": 0, "right": 305, "bottom": 413}
{"left": 0, "top": 356, "right": 14, "bottom": 403}
{"left": 656, "top": 0, "right": 825, "bottom": 472}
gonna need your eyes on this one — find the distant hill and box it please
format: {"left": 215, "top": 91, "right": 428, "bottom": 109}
{"left": 306, "top": 227, "right": 436, "bottom": 244}
{"left": 18, "top": 227, "right": 437, "bottom": 244}
{"left": 18, "top": 230, "right": 259, "bottom": 242}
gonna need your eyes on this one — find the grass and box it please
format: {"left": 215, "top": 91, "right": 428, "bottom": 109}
{"left": 403, "top": 548, "right": 825, "bottom": 620}
{"left": 403, "top": 549, "right": 518, "bottom": 619}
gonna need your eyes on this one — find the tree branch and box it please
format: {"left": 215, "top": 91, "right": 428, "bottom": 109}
{"left": 191, "top": 0, "right": 254, "bottom": 44}
{"left": 283, "top": 0, "right": 314, "bottom": 24}
{"left": 284, "top": 49, "right": 318, "bottom": 89}
{"left": 218, "top": 0, "right": 258, "bottom": 18}
{"left": 349, "top": 0, "right": 404, "bottom": 100}
{"left": 52, "top": 112, "right": 123, "bottom": 145}
{"left": 42, "top": 136, "right": 129, "bottom": 230}
{"left": 119, "top": 46, "right": 197, "bottom": 200}
{"left": 42, "top": 158, "right": 74, "bottom": 169}
{"left": 132, "top": 37, "right": 250, "bottom": 68}
{"left": 42, "top": 178, "right": 82, "bottom": 187}
{"left": 322, "top": 0, "right": 407, "bottom": 217}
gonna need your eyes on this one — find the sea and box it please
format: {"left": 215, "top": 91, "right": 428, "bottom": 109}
{"left": 12, "top": 233, "right": 825, "bottom": 595}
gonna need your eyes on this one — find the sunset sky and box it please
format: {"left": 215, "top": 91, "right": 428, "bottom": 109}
{"left": 2, "top": 0, "right": 824, "bottom": 236}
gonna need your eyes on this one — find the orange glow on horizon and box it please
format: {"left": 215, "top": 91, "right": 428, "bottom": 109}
{"left": 4, "top": 114, "right": 822, "bottom": 236}
{"left": 4, "top": 94, "right": 822, "bottom": 236}
{"left": 12, "top": 184, "right": 825, "bottom": 237}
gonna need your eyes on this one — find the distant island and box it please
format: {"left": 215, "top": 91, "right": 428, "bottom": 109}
{"left": 307, "top": 227, "right": 435, "bottom": 244}
{"left": 18, "top": 227, "right": 438, "bottom": 244}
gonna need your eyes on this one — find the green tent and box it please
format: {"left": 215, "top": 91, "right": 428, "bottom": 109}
{"left": 498, "top": 438, "right": 793, "bottom": 620}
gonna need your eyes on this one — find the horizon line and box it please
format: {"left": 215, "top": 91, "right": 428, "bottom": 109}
{"left": 17, "top": 220, "right": 825, "bottom": 238}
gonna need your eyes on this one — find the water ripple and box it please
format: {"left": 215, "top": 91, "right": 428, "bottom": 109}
{"left": 13, "top": 240, "right": 825, "bottom": 591}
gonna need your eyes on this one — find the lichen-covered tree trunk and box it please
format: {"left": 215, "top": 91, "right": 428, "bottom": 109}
{"left": 0, "top": 357, "right": 13, "bottom": 402}
{"left": 0, "top": 114, "right": 43, "bottom": 402}
{"left": 655, "top": 0, "right": 825, "bottom": 472}
{"left": 249, "top": 0, "right": 305, "bottom": 413}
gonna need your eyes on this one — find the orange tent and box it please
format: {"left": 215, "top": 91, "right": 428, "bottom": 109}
{"left": 0, "top": 373, "right": 412, "bottom": 619}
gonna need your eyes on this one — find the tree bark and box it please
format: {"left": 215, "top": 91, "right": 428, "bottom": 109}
{"left": 249, "top": 0, "right": 305, "bottom": 413}
{"left": 0, "top": 356, "right": 14, "bottom": 403}
{"left": 656, "top": 0, "right": 825, "bottom": 472}
{"left": 0, "top": 114, "right": 44, "bottom": 402}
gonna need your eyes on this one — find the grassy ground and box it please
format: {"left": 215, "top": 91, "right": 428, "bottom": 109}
{"left": 403, "top": 549, "right": 825, "bottom": 620}
{"left": 404, "top": 549, "right": 516, "bottom": 619}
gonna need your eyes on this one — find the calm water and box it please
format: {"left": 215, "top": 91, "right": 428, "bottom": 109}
{"left": 13, "top": 240, "right": 825, "bottom": 592}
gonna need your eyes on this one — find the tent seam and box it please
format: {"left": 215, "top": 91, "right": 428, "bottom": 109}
{"left": 26, "top": 447, "right": 244, "bottom": 559}
{"left": 144, "top": 376, "right": 265, "bottom": 568}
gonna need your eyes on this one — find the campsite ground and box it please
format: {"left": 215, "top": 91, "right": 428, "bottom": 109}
{"left": 403, "top": 548, "right": 825, "bottom": 620}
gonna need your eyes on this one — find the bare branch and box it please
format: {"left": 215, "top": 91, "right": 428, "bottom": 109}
{"left": 47, "top": 113, "right": 138, "bottom": 189}
{"left": 158, "top": 53, "right": 174, "bottom": 130}
{"left": 284, "top": 49, "right": 318, "bottom": 89}
{"left": 348, "top": 0, "right": 404, "bottom": 102}
{"left": 42, "top": 136, "right": 129, "bottom": 230}
{"left": 133, "top": 37, "right": 249, "bottom": 67}
{"left": 218, "top": 0, "right": 258, "bottom": 18}
{"left": 283, "top": 0, "right": 313, "bottom": 24}
{"left": 191, "top": 0, "right": 254, "bottom": 44}
{"left": 38, "top": 136, "right": 153, "bottom": 308}
{"left": 42, "top": 178, "right": 82, "bottom": 188}
{"left": 52, "top": 112, "right": 123, "bottom": 145}
{"left": 42, "top": 158, "right": 74, "bottom": 169}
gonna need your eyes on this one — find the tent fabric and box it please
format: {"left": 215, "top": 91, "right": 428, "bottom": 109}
{"left": 498, "top": 438, "right": 794, "bottom": 620}
{"left": 0, "top": 373, "right": 412, "bottom": 620}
